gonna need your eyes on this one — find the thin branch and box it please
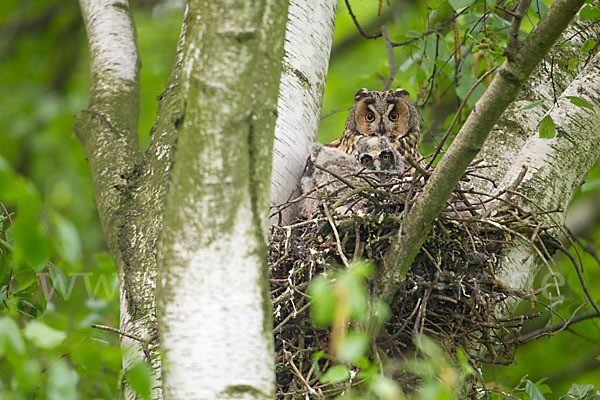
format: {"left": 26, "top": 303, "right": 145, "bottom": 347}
{"left": 92, "top": 324, "right": 149, "bottom": 344}
{"left": 344, "top": 0, "right": 381, "bottom": 39}
{"left": 91, "top": 324, "right": 153, "bottom": 362}
{"left": 426, "top": 66, "right": 498, "bottom": 169}
{"left": 390, "top": 12, "right": 464, "bottom": 47}
{"left": 517, "top": 310, "right": 600, "bottom": 344}
{"left": 557, "top": 246, "right": 600, "bottom": 315}
{"left": 382, "top": 25, "right": 398, "bottom": 90}
{"left": 506, "top": 0, "right": 532, "bottom": 57}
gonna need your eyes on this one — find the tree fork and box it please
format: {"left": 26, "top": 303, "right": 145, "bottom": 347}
{"left": 380, "top": 0, "right": 586, "bottom": 301}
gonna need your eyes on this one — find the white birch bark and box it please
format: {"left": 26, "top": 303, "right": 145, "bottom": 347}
{"left": 473, "top": 13, "right": 600, "bottom": 194}
{"left": 156, "top": 1, "right": 289, "bottom": 398}
{"left": 76, "top": 2, "right": 160, "bottom": 399}
{"left": 494, "top": 52, "right": 600, "bottom": 292}
{"left": 270, "top": 0, "right": 337, "bottom": 225}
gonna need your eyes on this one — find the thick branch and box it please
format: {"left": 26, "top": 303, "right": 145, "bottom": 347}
{"left": 473, "top": 10, "right": 600, "bottom": 194}
{"left": 74, "top": 0, "right": 142, "bottom": 235}
{"left": 381, "top": 0, "right": 586, "bottom": 300}
{"left": 270, "top": 0, "right": 337, "bottom": 225}
{"left": 505, "top": 0, "right": 532, "bottom": 57}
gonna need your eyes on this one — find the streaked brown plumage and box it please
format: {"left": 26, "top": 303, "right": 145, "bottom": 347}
{"left": 299, "top": 136, "right": 405, "bottom": 218}
{"left": 328, "top": 88, "right": 421, "bottom": 163}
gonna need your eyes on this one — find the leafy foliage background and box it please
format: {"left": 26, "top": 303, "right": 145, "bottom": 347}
{"left": 0, "top": 0, "right": 599, "bottom": 398}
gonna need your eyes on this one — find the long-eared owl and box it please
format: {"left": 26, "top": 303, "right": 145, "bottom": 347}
{"left": 299, "top": 136, "right": 404, "bottom": 218}
{"left": 329, "top": 88, "right": 421, "bottom": 161}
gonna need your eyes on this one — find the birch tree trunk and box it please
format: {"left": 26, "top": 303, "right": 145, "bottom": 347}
{"left": 75, "top": 2, "right": 162, "bottom": 399}
{"left": 155, "top": 1, "right": 289, "bottom": 398}
{"left": 490, "top": 52, "right": 600, "bottom": 294}
{"left": 470, "top": 14, "right": 600, "bottom": 297}
{"left": 270, "top": 0, "right": 337, "bottom": 225}
{"left": 77, "top": 0, "right": 337, "bottom": 398}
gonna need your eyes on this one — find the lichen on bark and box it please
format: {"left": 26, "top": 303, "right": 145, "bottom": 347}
{"left": 155, "top": 1, "right": 289, "bottom": 398}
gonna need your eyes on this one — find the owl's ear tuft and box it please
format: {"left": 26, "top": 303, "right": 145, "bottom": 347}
{"left": 355, "top": 88, "right": 369, "bottom": 100}
{"left": 394, "top": 88, "right": 410, "bottom": 98}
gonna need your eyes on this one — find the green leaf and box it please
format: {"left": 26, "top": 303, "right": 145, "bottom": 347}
{"left": 337, "top": 332, "right": 369, "bottom": 363}
{"left": 13, "top": 207, "right": 51, "bottom": 269}
{"left": 531, "top": 0, "right": 548, "bottom": 15}
{"left": 539, "top": 115, "right": 556, "bottom": 139}
{"left": 49, "top": 262, "right": 69, "bottom": 300}
{"left": 24, "top": 320, "right": 66, "bottom": 349}
{"left": 0, "top": 316, "right": 26, "bottom": 356}
{"left": 581, "top": 39, "right": 597, "bottom": 53}
{"left": 428, "top": 8, "right": 439, "bottom": 25}
{"left": 308, "top": 275, "right": 336, "bottom": 327}
{"left": 320, "top": 365, "right": 350, "bottom": 384}
{"left": 15, "top": 359, "right": 41, "bottom": 394}
{"left": 526, "top": 380, "right": 547, "bottom": 400}
{"left": 567, "top": 384, "right": 595, "bottom": 399}
{"left": 456, "top": 75, "right": 486, "bottom": 108}
{"left": 580, "top": 5, "right": 600, "bottom": 21}
{"left": 52, "top": 213, "right": 81, "bottom": 265}
{"left": 568, "top": 58, "right": 579, "bottom": 71}
{"left": 370, "top": 375, "right": 403, "bottom": 399}
{"left": 486, "top": 0, "right": 497, "bottom": 9}
{"left": 47, "top": 359, "right": 78, "bottom": 400}
{"left": 518, "top": 100, "right": 544, "bottom": 111}
{"left": 448, "top": 0, "right": 475, "bottom": 11}
{"left": 406, "top": 30, "right": 422, "bottom": 38}
{"left": 126, "top": 361, "right": 152, "bottom": 399}
{"left": 566, "top": 96, "right": 594, "bottom": 110}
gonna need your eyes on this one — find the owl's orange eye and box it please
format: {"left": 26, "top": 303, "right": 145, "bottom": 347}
{"left": 381, "top": 154, "right": 390, "bottom": 161}
{"left": 389, "top": 111, "right": 399, "bottom": 121}
{"left": 365, "top": 112, "right": 375, "bottom": 122}
{"left": 360, "top": 155, "right": 373, "bottom": 166}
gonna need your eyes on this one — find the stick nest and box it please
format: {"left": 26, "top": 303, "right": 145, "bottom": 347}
{"left": 268, "top": 164, "right": 559, "bottom": 398}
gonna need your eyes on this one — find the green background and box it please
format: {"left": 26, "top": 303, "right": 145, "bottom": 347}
{"left": 0, "top": 0, "right": 598, "bottom": 398}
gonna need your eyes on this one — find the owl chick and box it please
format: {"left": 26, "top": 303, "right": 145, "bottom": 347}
{"left": 355, "top": 136, "right": 405, "bottom": 173}
{"left": 298, "top": 137, "right": 404, "bottom": 218}
{"left": 329, "top": 88, "right": 421, "bottom": 162}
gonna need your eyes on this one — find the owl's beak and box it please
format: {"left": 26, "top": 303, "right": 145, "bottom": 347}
{"left": 379, "top": 123, "right": 385, "bottom": 134}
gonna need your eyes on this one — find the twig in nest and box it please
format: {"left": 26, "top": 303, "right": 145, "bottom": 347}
{"left": 323, "top": 203, "right": 351, "bottom": 268}
{"left": 413, "top": 272, "right": 439, "bottom": 336}
{"left": 313, "top": 163, "right": 357, "bottom": 189}
{"left": 405, "top": 154, "right": 429, "bottom": 176}
{"left": 274, "top": 302, "right": 310, "bottom": 332}
{"left": 466, "top": 353, "right": 491, "bottom": 400}
{"left": 289, "top": 356, "right": 322, "bottom": 398}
